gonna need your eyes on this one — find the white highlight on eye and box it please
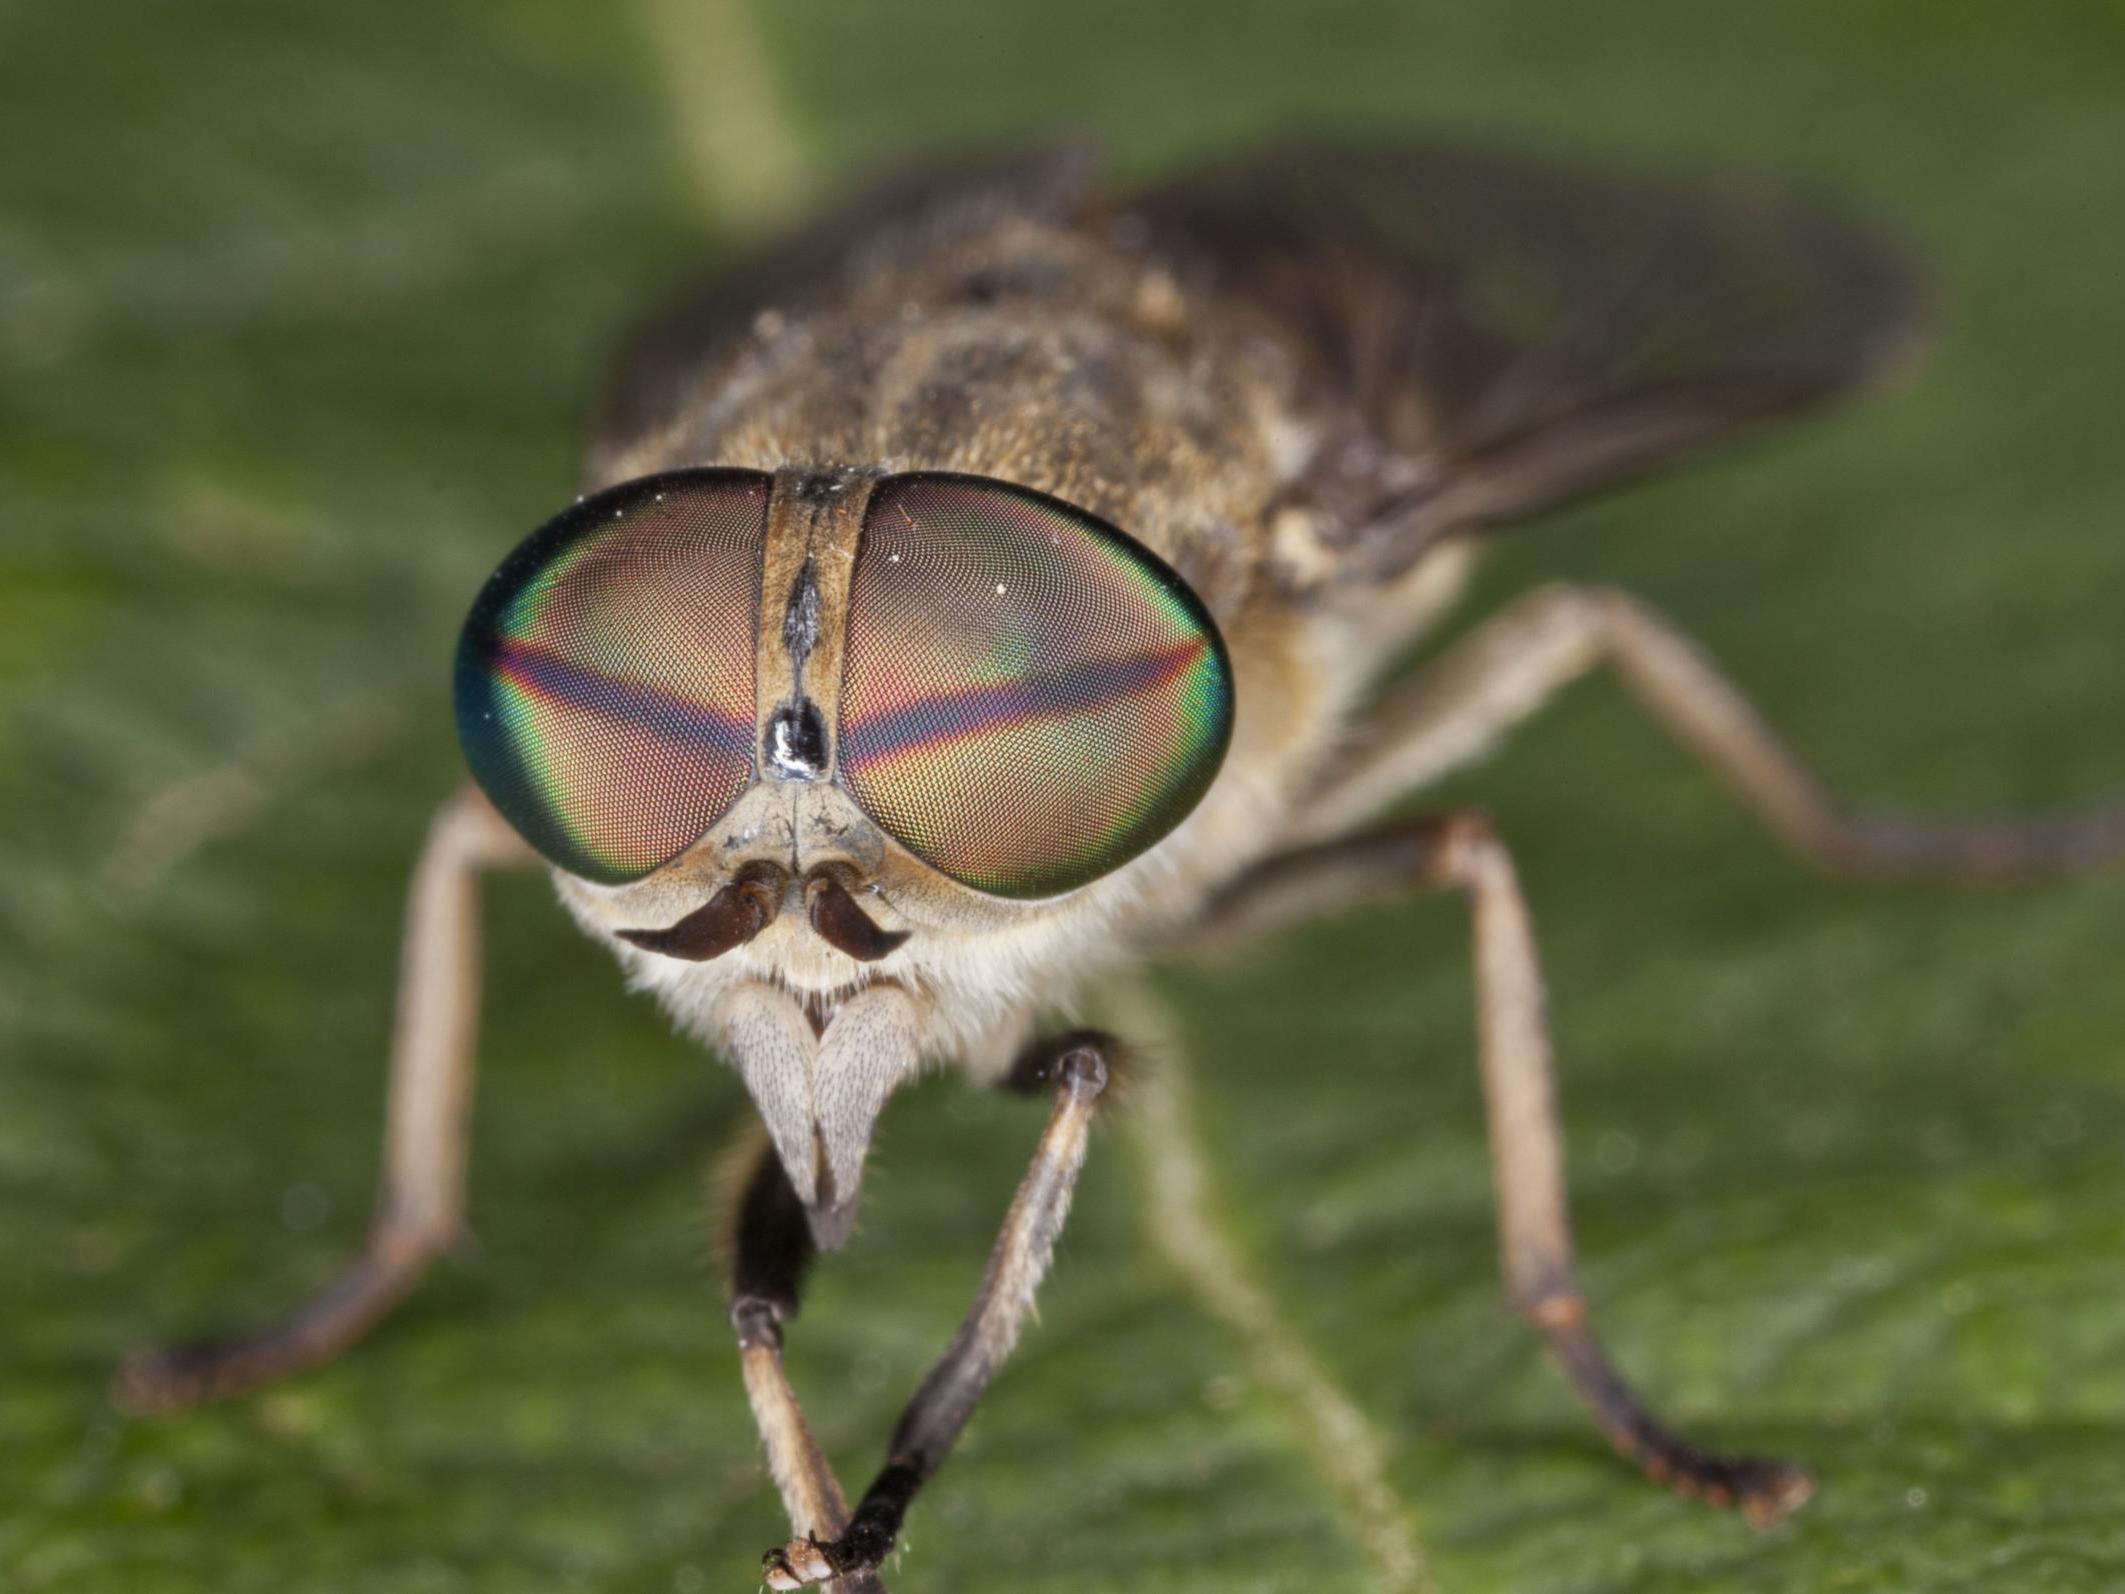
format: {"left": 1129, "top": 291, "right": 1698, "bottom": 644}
{"left": 995, "top": 583, "right": 1007, "bottom": 595}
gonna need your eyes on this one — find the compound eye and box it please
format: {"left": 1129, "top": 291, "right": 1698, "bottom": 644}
{"left": 454, "top": 470, "right": 767, "bottom": 884}
{"left": 837, "top": 474, "right": 1233, "bottom": 898}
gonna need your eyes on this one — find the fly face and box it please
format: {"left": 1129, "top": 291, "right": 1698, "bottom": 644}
{"left": 453, "top": 460, "right": 1234, "bottom": 1231}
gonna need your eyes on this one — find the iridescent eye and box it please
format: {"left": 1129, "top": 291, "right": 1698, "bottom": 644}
{"left": 454, "top": 470, "right": 767, "bottom": 884}
{"left": 837, "top": 474, "right": 1234, "bottom": 898}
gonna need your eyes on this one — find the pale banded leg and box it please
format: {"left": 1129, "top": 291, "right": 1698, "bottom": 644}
{"left": 763, "top": 1031, "right": 1113, "bottom": 1588}
{"left": 1300, "top": 582, "right": 2125, "bottom": 879}
{"left": 722, "top": 1131, "right": 889, "bottom": 1594}
{"left": 115, "top": 786, "right": 531, "bottom": 1411}
{"left": 1193, "top": 814, "right": 1814, "bottom": 1527}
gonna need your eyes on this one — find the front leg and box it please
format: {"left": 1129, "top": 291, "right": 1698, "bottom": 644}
{"left": 115, "top": 786, "right": 530, "bottom": 1411}
{"left": 722, "top": 1131, "right": 888, "bottom": 1594}
{"left": 1196, "top": 814, "right": 1814, "bottom": 1526}
{"left": 763, "top": 1031, "right": 1113, "bottom": 1589}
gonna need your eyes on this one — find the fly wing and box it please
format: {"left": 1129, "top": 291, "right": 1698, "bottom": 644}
{"left": 1116, "top": 140, "right": 1925, "bottom": 578}
{"left": 590, "top": 146, "right": 1098, "bottom": 480}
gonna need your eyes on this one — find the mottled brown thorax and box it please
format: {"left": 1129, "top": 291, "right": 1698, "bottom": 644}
{"left": 592, "top": 217, "right": 1303, "bottom": 634}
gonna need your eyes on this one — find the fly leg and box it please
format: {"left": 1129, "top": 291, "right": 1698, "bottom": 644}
{"left": 722, "top": 1131, "right": 888, "bottom": 1594}
{"left": 761, "top": 1030, "right": 1113, "bottom": 1588}
{"left": 1189, "top": 814, "right": 1814, "bottom": 1526}
{"left": 114, "top": 786, "right": 530, "bottom": 1411}
{"left": 1301, "top": 582, "right": 2125, "bottom": 879}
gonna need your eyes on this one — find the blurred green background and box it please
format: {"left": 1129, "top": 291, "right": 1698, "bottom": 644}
{"left": 5, "top": 2, "right": 2124, "bottom": 1590}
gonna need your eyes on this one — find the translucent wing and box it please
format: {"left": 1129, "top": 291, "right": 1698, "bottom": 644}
{"left": 1117, "top": 140, "right": 1925, "bottom": 576}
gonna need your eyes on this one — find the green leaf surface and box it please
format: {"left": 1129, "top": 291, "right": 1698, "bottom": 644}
{"left": 6, "top": 3, "right": 2124, "bottom": 1591}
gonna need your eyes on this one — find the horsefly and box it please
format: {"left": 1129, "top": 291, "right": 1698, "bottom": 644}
{"left": 116, "top": 142, "right": 2125, "bottom": 1589}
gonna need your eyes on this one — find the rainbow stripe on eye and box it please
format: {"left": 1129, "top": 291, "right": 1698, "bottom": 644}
{"left": 838, "top": 475, "right": 1232, "bottom": 898}
{"left": 455, "top": 471, "right": 767, "bottom": 883}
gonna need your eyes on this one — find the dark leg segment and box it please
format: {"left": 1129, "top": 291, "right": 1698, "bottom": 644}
{"left": 762, "top": 1032, "right": 1113, "bottom": 1588}
{"left": 722, "top": 1132, "right": 888, "bottom": 1594}
{"left": 1195, "top": 813, "right": 1813, "bottom": 1526}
